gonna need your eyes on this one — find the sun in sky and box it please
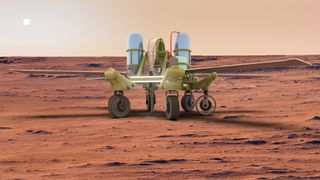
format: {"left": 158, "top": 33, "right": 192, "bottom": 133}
{"left": 23, "top": 18, "right": 31, "bottom": 26}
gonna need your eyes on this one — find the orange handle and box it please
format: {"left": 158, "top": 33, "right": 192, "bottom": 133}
{"left": 170, "top": 31, "right": 179, "bottom": 59}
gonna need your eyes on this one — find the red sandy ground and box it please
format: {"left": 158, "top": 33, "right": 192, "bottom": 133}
{"left": 0, "top": 56, "right": 319, "bottom": 179}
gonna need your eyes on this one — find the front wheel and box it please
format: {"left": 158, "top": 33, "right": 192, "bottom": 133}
{"left": 165, "top": 96, "right": 179, "bottom": 120}
{"left": 181, "top": 94, "right": 195, "bottom": 112}
{"left": 108, "top": 95, "right": 130, "bottom": 118}
{"left": 146, "top": 95, "right": 155, "bottom": 113}
{"left": 196, "top": 95, "right": 216, "bottom": 116}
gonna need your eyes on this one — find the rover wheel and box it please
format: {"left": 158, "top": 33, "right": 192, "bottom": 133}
{"left": 108, "top": 95, "right": 130, "bottom": 118}
{"left": 181, "top": 94, "right": 195, "bottom": 112}
{"left": 196, "top": 95, "right": 216, "bottom": 116}
{"left": 165, "top": 96, "right": 179, "bottom": 120}
{"left": 146, "top": 95, "right": 155, "bottom": 113}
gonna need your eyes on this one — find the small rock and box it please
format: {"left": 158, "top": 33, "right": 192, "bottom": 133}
{"left": 26, "top": 129, "right": 52, "bottom": 134}
{"left": 180, "top": 134, "right": 197, "bottom": 137}
{"left": 33, "top": 130, "right": 52, "bottom": 134}
{"left": 223, "top": 116, "right": 241, "bottom": 119}
{"left": 86, "top": 63, "right": 102, "bottom": 67}
{"left": 306, "top": 65, "right": 320, "bottom": 70}
{"left": 301, "top": 134, "right": 312, "bottom": 137}
{"left": 272, "top": 141, "right": 285, "bottom": 145}
{"left": 130, "top": 163, "right": 152, "bottom": 166}
{"left": 305, "top": 140, "right": 320, "bottom": 145}
{"left": 144, "top": 159, "right": 186, "bottom": 164}
{"left": 146, "top": 160, "right": 168, "bottom": 164}
{"left": 231, "top": 138, "right": 248, "bottom": 141}
{"left": 312, "top": 116, "right": 320, "bottom": 120}
{"left": 303, "top": 126, "right": 312, "bottom": 131}
{"left": 50, "top": 159, "right": 61, "bottom": 163}
{"left": 193, "top": 141, "right": 207, "bottom": 145}
{"left": 28, "top": 74, "right": 45, "bottom": 78}
{"left": 168, "top": 159, "right": 186, "bottom": 163}
{"left": 158, "top": 135, "right": 174, "bottom": 138}
{"left": 106, "top": 162, "right": 126, "bottom": 166}
{"left": 0, "top": 60, "right": 13, "bottom": 64}
{"left": 245, "top": 140, "right": 267, "bottom": 145}
{"left": 0, "top": 127, "right": 12, "bottom": 130}
{"left": 105, "top": 146, "right": 114, "bottom": 150}
{"left": 287, "top": 134, "right": 299, "bottom": 139}
{"left": 80, "top": 163, "right": 93, "bottom": 168}
{"left": 209, "top": 157, "right": 224, "bottom": 161}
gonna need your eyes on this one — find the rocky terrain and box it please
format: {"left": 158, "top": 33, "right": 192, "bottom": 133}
{"left": 0, "top": 55, "right": 319, "bottom": 179}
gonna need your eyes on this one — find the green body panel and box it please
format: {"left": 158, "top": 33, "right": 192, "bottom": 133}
{"left": 188, "top": 73, "right": 217, "bottom": 91}
{"left": 161, "top": 65, "right": 185, "bottom": 90}
{"left": 129, "top": 76, "right": 163, "bottom": 83}
{"left": 154, "top": 39, "right": 169, "bottom": 72}
{"left": 104, "top": 68, "right": 133, "bottom": 91}
{"left": 160, "top": 51, "right": 169, "bottom": 75}
{"left": 137, "top": 53, "right": 148, "bottom": 76}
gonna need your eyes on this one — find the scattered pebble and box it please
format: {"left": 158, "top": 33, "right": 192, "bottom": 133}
{"left": 0, "top": 127, "right": 12, "bottom": 130}
{"left": 158, "top": 135, "right": 174, "bottom": 138}
{"left": 0, "top": 60, "right": 13, "bottom": 64}
{"left": 223, "top": 116, "right": 241, "bottom": 119}
{"left": 130, "top": 163, "right": 151, "bottom": 166}
{"left": 303, "top": 126, "right": 312, "bottom": 131}
{"left": 287, "top": 134, "right": 299, "bottom": 139}
{"left": 144, "top": 159, "right": 186, "bottom": 164}
{"left": 231, "top": 138, "right": 248, "bottom": 141}
{"left": 84, "top": 63, "right": 102, "bottom": 67}
{"left": 106, "top": 162, "right": 126, "bottom": 166}
{"left": 312, "top": 116, "right": 320, "bottom": 120}
{"left": 305, "top": 140, "right": 320, "bottom": 145}
{"left": 306, "top": 65, "right": 320, "bottom": 70}
{"left": 245, "top": 140, "right": 267, "bottom": 145}
{"left": 272, "top": 141, "right": 285, "bottom": 145}
{"left": 26, "top": 129, "right": 52, "bottom": 134}
{"left": 208, "top": 157, "right": 227, "bottom": 162}
{"left": 28, "top": 74, "right": 45, "bottom": 78}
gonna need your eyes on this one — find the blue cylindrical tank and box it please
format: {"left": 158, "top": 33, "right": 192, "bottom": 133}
{"left": 127, "top": 33, "right": 144, "bottom": 75}
{"left": 173, "top": 32, "right": 191, "bottom": 66}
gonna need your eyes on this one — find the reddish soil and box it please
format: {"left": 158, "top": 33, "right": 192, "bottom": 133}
{"left": 0, "top": 56, "right": 319, "bottom": 179}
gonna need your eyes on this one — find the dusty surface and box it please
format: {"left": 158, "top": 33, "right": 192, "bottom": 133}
{"left": 0, "top": 55, "right": 320, "bottom": 179}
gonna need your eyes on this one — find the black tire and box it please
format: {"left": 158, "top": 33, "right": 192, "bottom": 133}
{"left": 181, "top": 95, "right": 195, "bottom": 112}
{"left": 196, "top": 95, "right": 216, "bottom": 116}
{"left": 146, "top": 95, "right": 151, "bottom": 111}
{"left": 165, "top": 96, "right": 179, "bottom": 120}
{"left": 146, "top": 95, "right": 155, "bottom": 112}
{"left": 108, "top": 95, "right": 130, "bottom": 118}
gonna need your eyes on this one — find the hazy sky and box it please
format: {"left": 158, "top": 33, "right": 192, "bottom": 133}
{"left": 0, "top": 0, "right": 319, "bottom": 56}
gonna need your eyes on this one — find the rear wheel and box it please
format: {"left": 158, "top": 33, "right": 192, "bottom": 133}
{"left": 165, "top": 96, "right": 179, "bottom": 120}
{"left": 108, "top": 95, "right": 130, "bottom": 118}
{"left": 196, "top": 95, "right": 216, "bottom": 115}
{"left": 181, "top": 94, "right": 195, "bottom": 112}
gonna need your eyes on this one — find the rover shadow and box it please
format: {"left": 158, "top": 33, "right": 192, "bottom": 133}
{"left": 179, "top": 112, "right": 297, "bottom": 130}
{"left": 15, "top": 109, "right": 296, "bottom": 130}
{"left": 17, "top": 109, "right": 162, "bottom": 120}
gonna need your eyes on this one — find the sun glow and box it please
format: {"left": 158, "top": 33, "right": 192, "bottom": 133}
{"left": 23, "top": 18, "right": 31, "bottom": 26}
